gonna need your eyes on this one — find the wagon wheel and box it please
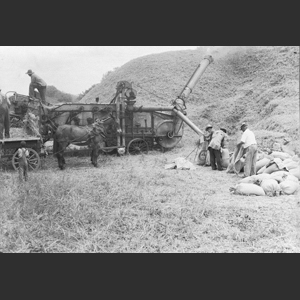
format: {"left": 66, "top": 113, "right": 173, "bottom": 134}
{"left": 127, "top": 138, "right": 149, "bottom": 155}
{"left": 12, "top": 148, "right": 41, "bottom": 171}
{"left": 155, "top": 120, "right": 184, "bottom": 149}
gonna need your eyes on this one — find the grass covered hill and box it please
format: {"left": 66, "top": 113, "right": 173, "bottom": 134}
{"left": 45, "top": 85, "right": 78, "bottom": 104}
{"left": 81, "top": 46, "right": 299, "bottom": 149}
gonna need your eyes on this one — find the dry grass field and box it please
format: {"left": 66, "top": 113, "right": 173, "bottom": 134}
{"left": 1, "top": 137, "right": 299, "bottom": 253}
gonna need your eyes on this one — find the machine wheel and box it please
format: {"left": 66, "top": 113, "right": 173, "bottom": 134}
{"left": 155, "top": 120, "right": 184, "bottom": 149}
{"left": 12, "top": 148, "right": 41, "bottom": 171}
{"left": 127, "top": 138, "right": 149, "bottom": 155}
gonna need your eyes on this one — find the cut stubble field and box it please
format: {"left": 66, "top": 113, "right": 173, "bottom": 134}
{"left": 1, "top": 140, "right": 299, "bottom": 253}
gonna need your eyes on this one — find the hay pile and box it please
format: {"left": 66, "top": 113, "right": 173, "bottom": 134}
{"left": 23, "top": 112, "right": 41, "bottom": 137}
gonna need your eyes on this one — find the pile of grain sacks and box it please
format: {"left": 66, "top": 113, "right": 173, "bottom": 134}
{"left": 230, "top": 150, "right": 300, "bottom": 196}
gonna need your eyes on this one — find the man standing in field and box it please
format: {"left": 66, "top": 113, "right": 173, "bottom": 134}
{"left": 26, "top": 69, "right": 47, "bottom": 104}
{"left": 17, "top": 141, "right": 29, "bottom": 182}
{"left": 237, "top": 123, "right": 258, "bottom": 177}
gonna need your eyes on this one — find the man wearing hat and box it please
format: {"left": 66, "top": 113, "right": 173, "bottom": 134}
{"left": 26, "top": 70, "right": 47, "bottom": 104}
{"left": 237, "top": 123, "right": 257, "bottom": 177}
{"left": 208, "top": 127, "right": 228, "bottom": 171}
{"left": 202, "top": 124, "right": 214, "bottom": 166}
{"left": 204, "top": 124, "right": 214, "bottom": 144}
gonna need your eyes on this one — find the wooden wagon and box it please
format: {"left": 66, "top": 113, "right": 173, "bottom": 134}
{"left": 0, "top": 137, "right": 44, "bottom": 171}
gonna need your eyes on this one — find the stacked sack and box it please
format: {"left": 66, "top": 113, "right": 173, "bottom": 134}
{"left": 230, "top": 150, "right": 300, "bottom": 197}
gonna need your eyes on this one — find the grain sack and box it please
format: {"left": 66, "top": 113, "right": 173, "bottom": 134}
{"left": 263, "top": 158, "right": 287, "bottom": 174}
{"left": 283, "top": 160, "right": 299, "bottom": 171}
{"left": 269, "top": 170, "right": 289, "bottom": 178}
{"left": 263, "top": 154, "right": 275, "bottom": 160}
{"left": 271, "top": 151, "right": 291, "bottom": 160}
{"left": 221, "top": 148, "right": 230, "bottom": 169}
{"left": 226, "top": 144, "right": 246, "bottom": 174}
{"left": 240, "top": 174, "right": 271, "bottom": 185}
{"left": 269, "top": 174, "right": 285, "bottom": 184}
{"left": 263, "top": 163, "right": 279, "bottom": 174}
{"left": 256, "top": 158, "right": 271, "bottom": 172}
{"left": 239, "top": 176, "right": 257, "bottom": 184}
{"left": 283, "top": 158, "right": 293, "bottom": 163}
{"left": 289, "top": 167, "right": 300, "bottom": 180}
{"left": 260, "top": 179, "right": 281, "bottom": 197}
{"left": 257, "top": 165, "right": 266, "bottom": 174}
{"left": 255, "top": 173, "right": 272, "bottom": 181}
{"left": 284, "top": 174, "right": 299, "bottom": 183}
{"left": 280, "top": 180, "right": 299, "bottom": 195}
{"left": 234, "top": 183, "right": 266, "bottom": 196}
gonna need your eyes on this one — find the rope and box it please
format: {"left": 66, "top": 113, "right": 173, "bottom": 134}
{"left": 135, "top": 83, "right": 166, "bottom": 101}
{"left": 185, "top": 145, "right": 199, "bottom": 160}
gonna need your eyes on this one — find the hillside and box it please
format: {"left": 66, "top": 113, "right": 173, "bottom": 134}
{"left": 80, "top": 46, "right": 299, "bottom": 150}
{"left": 45, "top": 85, "right": 78, "bottom": 104}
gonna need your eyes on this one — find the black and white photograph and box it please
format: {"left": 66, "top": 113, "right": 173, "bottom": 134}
{"left": 0, "top": 46, "right": 299, "bottom": 253}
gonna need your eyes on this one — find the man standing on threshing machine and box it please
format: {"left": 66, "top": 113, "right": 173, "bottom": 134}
{"left": 26, "top": 69, "right": 47, "bottom": 104}
{"left": 237, "top": 123, "right": 257, "bottom": 178}
{"left": 208, "top": 127, "right": 228, "bottom": 171}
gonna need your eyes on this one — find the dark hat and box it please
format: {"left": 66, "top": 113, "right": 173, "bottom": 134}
{"left": 205, "top": 124, "right": 213, "bottom": 131}
{"left": 26, "top": 69, "right": 33, "bottom": 75}
{"left": 20, "top": 141, "right": 26, "bottom": 147}
{"left": 240, "top": 122, "right": 247, "bottom": 129}
{"left": 220, "top": 127, "right": 227, "bottom": 134}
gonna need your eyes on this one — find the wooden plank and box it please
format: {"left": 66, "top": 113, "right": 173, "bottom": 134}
{"left": 0, "top": 137, "right": 41, "bottom": 143}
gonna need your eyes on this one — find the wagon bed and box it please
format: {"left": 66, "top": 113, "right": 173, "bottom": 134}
{"left": 0, "top": 137, "right": 43, "bottom": 171}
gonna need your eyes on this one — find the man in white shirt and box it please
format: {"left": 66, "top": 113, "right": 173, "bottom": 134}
{"left": 237, "top": 123, "right": 257, "bottom": 177}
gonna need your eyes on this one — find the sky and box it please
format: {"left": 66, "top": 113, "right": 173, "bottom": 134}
{"left": 0, "top": 46, "right": 199, "bottom": 96}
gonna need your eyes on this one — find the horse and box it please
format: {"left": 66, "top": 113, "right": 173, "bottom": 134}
{"left": 0, "top": 92, "right": 11, "bottom": 139}
{"left": 52, "top": 116, "right": 121, "bottom": 170}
